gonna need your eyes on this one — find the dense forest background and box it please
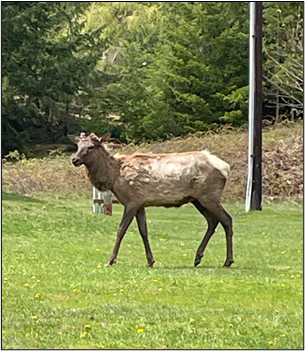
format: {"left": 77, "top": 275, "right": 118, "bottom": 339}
{"left": 2, "top": 2, "right": 303, "bottom": 156}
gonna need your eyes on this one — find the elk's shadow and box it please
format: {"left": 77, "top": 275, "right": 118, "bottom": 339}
{"left": 2, "top": 192, "right": 43, "bottom": 203}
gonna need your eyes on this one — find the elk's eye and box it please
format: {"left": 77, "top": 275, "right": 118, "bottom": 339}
{"left": 88, "top": 146, "right": 94, "bottom": 150}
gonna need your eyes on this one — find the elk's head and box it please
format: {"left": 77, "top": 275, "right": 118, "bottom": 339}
{"left": 72, "top": 132, "right": 111, "bottom": 167}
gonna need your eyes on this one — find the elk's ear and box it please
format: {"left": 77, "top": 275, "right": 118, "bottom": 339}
{"left": 100, "top": 132, "right": 111, "bottom": 143}
{"left": 67, "top": 134, "right": 79, "bottom": 144}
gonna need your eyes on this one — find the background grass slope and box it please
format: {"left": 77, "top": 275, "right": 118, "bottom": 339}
{"left": 2, "top": 122, "right": 303, "bottom": 202}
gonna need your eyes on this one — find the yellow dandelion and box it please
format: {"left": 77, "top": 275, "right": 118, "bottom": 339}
{"left": 31, "top": 275, "right": 36, "bottom": 279}
{"left": 84, "top": 323, "right": 91, "bottom": 329}
{"left": 3, "top": 277, "right": 8, "bottom": 281}
{"left": 36, "top": 279, "right": 41, "bottom": 283}
{"left": 2, "top": 295, "right": 3, "bottom": 300}
{"left": 35, "top": 292, "right": 41, "bottom": 298}
{"left": 281, "top": 333, "right": 286, "bottom": 337}
{"left": 158, "top": 287, "right": 163, "bottom": 291}
{"left": 297, "top": 274, "right": 301, "bottom": 277}
{"left": 281, "top": 284, "right": 285, "bottom": 287}
{"left": 24, "top": 282, "right": 30, "bottom": 287}
{"left": 183, "top": 253, "right": 187, "bottom": 256}
{"left": 80, "top": 332, "right": 87, "bottom": 338}
{"left": 290, "top": 275, "right": 295, "bottom": 278}
{"left": 96, "top": 248, "right": 100, "bottom": 252}
{"left": 97, "top": 264, "right": 102, "bottom": 269}
{"left": 229, "top": 323, "right": 233, "bottom": 327}
{"left": 10, "top": 265, "right": 15, "bottom": 268}
{"left": 31, "top": 315, "right": 38, "bottom": 320}
{"left": 120, "top": 288, "right": 125, "bottom": 292}
{"left": 281, "top": 251, "right": 285, "bottom": 254}
{"left": 269, "top": 340, "right": 274, "bottom": 345}
{"left": 297, "top": 250, "right": 301, "bottom": 253}
{"left": 62, "top": 260, "right": 66, "bottom": 263}
{"left": 189, "top": 317, "right": 195, "bottom": 323}
{"left": 73, "top": 288, "right": 77, "bottom": 292}
{"left": 137, "top": 328, "right": 144, "bottom": 333}
{"left": 51, "top": 261, "right": 55, "bottom": 264}
{"left": 23, "top": 269, "right": 26, "bottom": 273}
{"left": 153, "top": 279, "right": 158, "bottom": 282}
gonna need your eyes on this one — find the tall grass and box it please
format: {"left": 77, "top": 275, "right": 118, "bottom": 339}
{"left": 2, "top": 122, "right": 303, "bottom": 202}
{"left": 2, "top": 193, "right": 303, "bottom": 349}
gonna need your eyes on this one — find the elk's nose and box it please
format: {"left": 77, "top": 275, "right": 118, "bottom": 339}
{"left": 72, "top": 157, "right": 79, "bottom": 166}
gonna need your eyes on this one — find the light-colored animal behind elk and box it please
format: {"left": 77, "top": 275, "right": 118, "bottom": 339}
{"left": 72, "top": 133, "right": 234, "bottom": 267}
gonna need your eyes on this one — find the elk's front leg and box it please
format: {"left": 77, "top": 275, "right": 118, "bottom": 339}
{"left": 105, "top": 205, "right": 137, "bottom": 266}
{"left": 136, "top": 207, "right": 155, "bottom": 267}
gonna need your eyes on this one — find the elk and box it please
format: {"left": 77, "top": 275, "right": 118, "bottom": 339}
{"left": 72, "top": 133, "right": 234, "bottom": 268}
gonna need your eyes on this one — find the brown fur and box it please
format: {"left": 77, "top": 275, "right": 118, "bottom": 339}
{"left": 72, "top": 133, "right": 234, "bottom": 268}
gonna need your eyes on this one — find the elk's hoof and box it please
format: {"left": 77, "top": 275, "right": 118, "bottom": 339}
{"left": 223, "top": 259, "right": 234, "bottom": 267}
{"left": 105, "top": 259, "right": 116, "bottom": 266}
{"left": 194, "top": 255, "right": 203, "bottom": 267}
{"left": 147, "top": 260, "right": 155, "bottom": 268}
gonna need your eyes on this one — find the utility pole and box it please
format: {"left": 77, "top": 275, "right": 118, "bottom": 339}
{"left": 251, "top": 2, "right": 263, "bottom": 210}
{"left": 246, "top": 2, "right": 263, "bottom": 212}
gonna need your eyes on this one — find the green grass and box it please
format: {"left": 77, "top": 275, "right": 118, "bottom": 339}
{"left": 2, "top": 193, "right": 303, "bottom": 349}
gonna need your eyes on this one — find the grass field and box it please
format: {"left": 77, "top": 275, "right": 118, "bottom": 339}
{"left": 2, "top": 193, "right": 303, "bottom": 349}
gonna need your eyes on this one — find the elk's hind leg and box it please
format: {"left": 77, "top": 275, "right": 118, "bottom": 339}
{"left": 136, "top": 207, "right": 155, "bottom": 267}
{"left": 192, "top": 200, "right": 219, "bottom": 267}
{"left": 219, "top": 205, "right": 234, "bottom": 267}
{"left": 198, "top": 200, "right": 234, "bottom": 267}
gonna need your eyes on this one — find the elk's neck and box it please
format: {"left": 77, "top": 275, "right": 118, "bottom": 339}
{"left": 84, "top": 148, "right": 121, "bottom": 192}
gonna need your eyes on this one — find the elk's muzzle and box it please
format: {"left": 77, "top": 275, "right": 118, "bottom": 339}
{"left": 72, "top": 157, "right": 81, "bottom": 167}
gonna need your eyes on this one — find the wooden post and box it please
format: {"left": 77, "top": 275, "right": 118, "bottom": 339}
{"left": 251, "top": 2, "right": 263, "bottom": 211}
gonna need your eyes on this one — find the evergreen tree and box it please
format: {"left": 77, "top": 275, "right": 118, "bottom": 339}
{"left": 2, "top": 2, "right": 105, "bottom": 155}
